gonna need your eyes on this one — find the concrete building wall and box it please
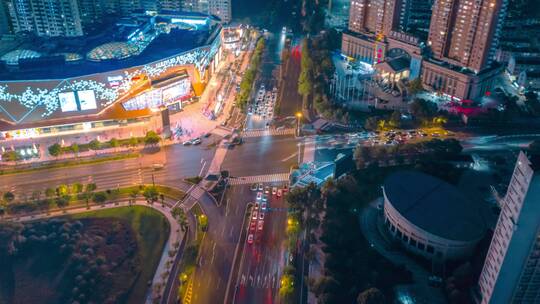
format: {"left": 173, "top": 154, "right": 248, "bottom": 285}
{"left": 383, "top": 188, "right": 480, "bottom": 261}
{"left": 478, "top": 152, "right": 540, "bottom": 304}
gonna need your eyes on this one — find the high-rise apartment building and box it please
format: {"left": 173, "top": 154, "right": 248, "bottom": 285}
{"left": 428, "top": 0, "right": 508, "bottom": 72}
{"left": 477, "top": 151, "right": 540, "bottom": 304}
{"left": 183, "top": 0, "right": 230, "bottom": 22}
{"left": 159, "top": 0, "right": 182, "bottom": 11}
{"left": 348, "top": 0, "right": 400, "bottom": 36}
{"left": 6, "top": 0, "right": 84, "bottom": 37}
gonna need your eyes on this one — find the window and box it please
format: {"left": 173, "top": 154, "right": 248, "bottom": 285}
{"left": 418, "top": 242, "right": 425, "bottom": 250}
{"left": 410, "top": 239, "right": 417, "bottom": 247}
{"left": 427, "top": 245, "right": 435, "bottom": 254}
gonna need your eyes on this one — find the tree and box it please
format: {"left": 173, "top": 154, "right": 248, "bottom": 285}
{"left": 85, "top": 183, "right": 97, "bottom": 193}
{"left": 529, "top": 140, "right": 540, "bottom": 153}
{"left": 172, "top": 207, "right": 188, "bottom": 231}
{"left": 357, "top": 288, "right": 385, "bottom": 304}
{"left": 72, "top": 182, "right": 83, "bottom": 194}
{"left": 298, "top": 39, "right": 314, "bottom": 98}
{"left": 57, "top": 184, "right": 69, "bottom": 196}
{"left": 55, "top": 195, "right": 70, "bottom": 210}
{"left": 88, "top": 139, "right": 101, "bottom": 150}
{"left": 3, "top": 191, "right": 15, "bottom": 203}
{"left": 143, "top": 186, "right": 159, "bottom": 204}
{"left": 129, "top": 137, "right": 139, "bottom": 147}
{"left": 364, "top": 117, "right": 379, "bottom": 131}
{"left": 70, "top": 143, "right": 79, "bottom": 155}
{"left": 109, "top": 138, "right": 119, "bottom": 148}
{"left": 45, "top": 187, "right": 56, "bottom": 198}
{"left": 2, "top": 151, "right": 20, "bottom": 162}
{"left": 407, "top": 77, "right": 424, "bottom": 95}
{"left": 389, "top": 111, "right": 402, "bottom": 128}
{"left": 144, "top": 131, "right": 161, "bottom": 146}
{"left": 48, "top": 143, "right": 62, "bottom": 157}
{"left": 409, "top": 98, "right": 438, "bottom": 122}
{"left": 92, "top": 192, "right": 107, "bottom": 205}
{"left": 129, "top": 188, "right": 139, "bottom": 206}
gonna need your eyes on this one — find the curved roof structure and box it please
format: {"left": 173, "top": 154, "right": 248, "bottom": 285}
{"left": 87, "top": 42, "right": 140, "bottom": 61}
{"left": 1, "top": 49, "right": 42, "bottom": 65}
{"left": 384, "top": 171, "right": 487, "bottom": 242}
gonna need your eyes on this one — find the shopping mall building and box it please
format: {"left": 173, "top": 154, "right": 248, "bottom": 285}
{"left": 0, "top": 11, "right": 224, "bottom": 140}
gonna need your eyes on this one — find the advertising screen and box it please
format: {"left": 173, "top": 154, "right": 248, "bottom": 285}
{"left": 162, "top": 79, "right": 191, "bottom": 103}
{"left": 58, "top": 92, "right": 78, "bottom": 112}
{"left": 78, "top": 90, "right": 97, "bottom": 110}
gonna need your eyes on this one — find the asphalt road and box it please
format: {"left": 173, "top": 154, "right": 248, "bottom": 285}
{"left": 232, "top": 183, "right": 288, "bottom": 304}
{"left": 222, "top": 135, "right": 299, "bottom": 177}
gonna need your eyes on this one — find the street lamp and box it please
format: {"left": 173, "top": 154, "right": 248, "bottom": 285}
{"left": 295, "top": 112, "right": 302, "bottom": 137}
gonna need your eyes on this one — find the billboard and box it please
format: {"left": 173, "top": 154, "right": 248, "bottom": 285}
{"left": 58, "top": 92, "right": 78, "bottom": 112}
{"left": 162, "top": 78, "right": 191, "bottom": 103}
{"left": 78, "top": 90, "right": 97, "bottom": 110}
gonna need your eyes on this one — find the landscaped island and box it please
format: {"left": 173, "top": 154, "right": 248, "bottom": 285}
{"left": 0, "top": 206, "right": 169, "bottom": 304}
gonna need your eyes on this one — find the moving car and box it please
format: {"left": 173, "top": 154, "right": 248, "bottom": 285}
{"left": 252, "top": 211, "right": 258, "bottom": 220}
{"left": 264, "top": 186, "right": 270, "bottom": 194}
{"left": 259, "top": 212, "right": 265, "bottom": 220}
{"left": 277, "top": 189, "right": 282, "bottom": 197}
{"left": 256, "top": 192, "right": 263, "bottom": 201}
{"left": 249, "top": 220, "right": 257, "bottom": 231}
{"left": 152, "top": 163, "right": 164, "bottom": 170}
{"left": 272, "top": 187, "right": 277, "bottom": 195}
{"left": 258, "top": 183, "right": 264, "bottom": 191}
{"left": 192, "top": 137, "right": 202, "bottom": 145}
{"left": 254, "top": 202, "right": 259, "bottom": 211}
{"left": 257, "top": 220, "right": 264, "bottom": 231}
{"left": 262, "top": 195, "right": 268, "bottom": 202}
{"left": 261, "top": 202, "right": 267, "bottom": 211}
{"left": 247, "top": 234, "right": 254, "bottom": 244}
{"left": 250, "top": 184, "right": 258, "bottom": 191}
{"left": 183, "top": 140, "right": 192, "bottom": 146}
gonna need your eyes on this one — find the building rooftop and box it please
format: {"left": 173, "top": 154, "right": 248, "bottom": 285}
{"left": 0, "top": 12, "right": 221, "bottom": 81}
{"left": 384, "top": 171, "right": 488, "bottom": 242}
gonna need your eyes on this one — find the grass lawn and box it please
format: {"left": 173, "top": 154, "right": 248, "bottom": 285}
{"left": 72, "top": 206, "right": 170, "bottom": 304}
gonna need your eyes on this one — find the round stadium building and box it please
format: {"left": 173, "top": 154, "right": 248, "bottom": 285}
{"left": 382, "top": 171, "right": 487, "bottom": 261}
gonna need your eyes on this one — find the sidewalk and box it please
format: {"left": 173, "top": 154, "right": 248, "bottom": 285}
{"left": 359, "top": 198, "right": 446, "bottom": 304}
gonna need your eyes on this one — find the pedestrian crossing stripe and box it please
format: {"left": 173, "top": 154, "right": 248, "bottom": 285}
{"left": 229, "top": 173, "right": 290, "bottom": 185}
{"left": 242, "top": 128, "right": 295, "bottom": 138}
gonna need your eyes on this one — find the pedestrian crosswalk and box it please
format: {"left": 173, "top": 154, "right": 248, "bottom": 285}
{"left": 242, "top": 128, "right": 295, "bottom": 138}
{"left": 229, "top": 173, "right": 290, "bottom": 185}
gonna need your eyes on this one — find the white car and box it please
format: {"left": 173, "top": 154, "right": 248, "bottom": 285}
{"left": 256, "top": 192, "right": 262, "bottom": 201}
{"left": 257, "top": 220, "right": 264, "bottom": 231}
{"left": 252, "top": 210, "right": 258, "bottom": 220}
{"left": 272, "top": 187, "right": 277, "bottom": 195}
{"left": 261, "top": 202, "right": 267, "bottom": 211}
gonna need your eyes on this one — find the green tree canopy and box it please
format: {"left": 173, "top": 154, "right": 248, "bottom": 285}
{"left": 48, "top": 143, "right": 62, "bottom": 157}
{"left": 144, "top": 131, "right": 161, "bottom": 146}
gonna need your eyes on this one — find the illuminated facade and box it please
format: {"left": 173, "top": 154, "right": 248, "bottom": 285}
{"left": 0, "top": 17, "right": 223, "bottom": 136}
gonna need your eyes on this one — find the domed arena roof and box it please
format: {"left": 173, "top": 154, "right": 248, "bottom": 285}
{"left": 1, "top": 49, "right": 42, "bottom": 65}
{"left": 87, "top": 42, "right": 139, "bottom": 61}
{"left": 384, "top": 171, "right": 487, "bottom": 242}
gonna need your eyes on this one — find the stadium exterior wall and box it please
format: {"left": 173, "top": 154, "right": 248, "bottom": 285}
{"left": 382, "top": 188, "right": 480, "bottom": 261}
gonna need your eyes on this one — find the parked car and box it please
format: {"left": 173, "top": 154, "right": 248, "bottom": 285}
{"left": 247, "top": 234, "right": 254, "bottom": 244}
